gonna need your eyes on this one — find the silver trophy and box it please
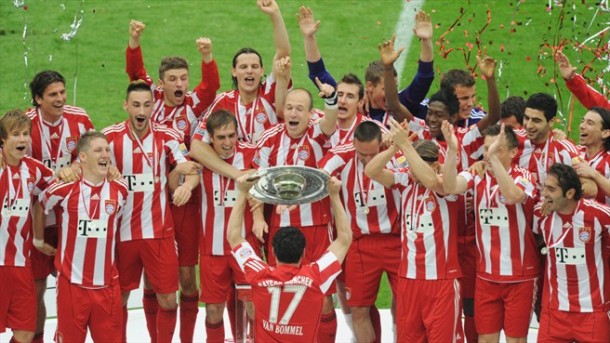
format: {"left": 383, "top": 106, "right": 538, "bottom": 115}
{"left": 248, "top": 166, "right": 329, "bottom": 205}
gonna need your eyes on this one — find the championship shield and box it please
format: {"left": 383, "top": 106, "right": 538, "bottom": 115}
{"left": 248, "top": 166, "right": 329, "bottom": 205}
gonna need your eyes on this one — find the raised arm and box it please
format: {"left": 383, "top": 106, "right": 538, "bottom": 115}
{"left": 441, "top": 121, "right": 468, "bottom": 195}
{"left": 227, "top": 174, "right": 256, "bottom": 248}
{"left": 191, "top": 37, "right": 221, "bottom": 117}
{"left": 379, "top": 35, "right": 414, "bottom": 123}
{"left": 258, "top": 0, "right": 291, "bottom": 78}
{"left": 274, "top": 56, "right": 291, "bottom": 119}
{"left": 326, "top": 177, "right": 352, "bottom": 263}
{"left": 297, "top": 6, "right": 337, "bottom": 89}
{"left": 557, "top": 50, "right": 610, "bottom": 110}
{"left": 317, "top": 78, "right": 338, "bottom": 137}
{"left": 487, "top": 124, "right": 527, "bottom": 205}
{"left": 126, "top": 20, "right": 149, "bottom": 82}
{"left": 475, "top": 55, "right": 501, "bottom": 132}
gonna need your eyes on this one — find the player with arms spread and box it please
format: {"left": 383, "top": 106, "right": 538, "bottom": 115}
{"left": 228, "top": 174, "right": 351, "bottom": 343}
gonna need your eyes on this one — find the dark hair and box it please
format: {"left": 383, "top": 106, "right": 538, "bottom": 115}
{"left": 158, "top": 56, "right": 189, "bottom": 80}
{"left": 589, "top": 107, "right": 610, "bottom": 152}
{"left": 525, "top": 93, "right": 557, "bottom": 122}
{"left": 272, "top": 227, "right": 306, "bottom": 264}
{"left": 206, "top": 109, "right": 238, "bottom": 137}
{"left": 482, "top": 124, "right": 519, "bottom": 149}
{"left": 29, "top": 70, "right": 66, "bottom": 106}
{"left": 126, "top": 80, "right": 153, "bottom": 100}
{"left": 0, "top": 109, "right": 31, "bottom": 145}
{"left": 501, "top": 96, "right": 526, "bottom": 124}
{"left": 365, "top": 60, "right": 395, "bottom": 85}
{"left": 286, "top": 88, "right": 313, "bottom": 111}
{"left": 354, "top": 121, "right": 382, "bottom": 143}
{"left": 428, "top": 89, "right": 459, "bottom": 118}
{"left": 231, "top": 48, "right": 263, "bottom": 89}
{"left": 440, "top": 69, "right": 475, "bottom": 93}
{"left": 339, "top": 73, "right": 365, "bottom": 100}
{"left": 76, "top": 131, "right": 108, "bottom": 155}
{"left": 547, "top": 163, "right": 582, "bottom": 201}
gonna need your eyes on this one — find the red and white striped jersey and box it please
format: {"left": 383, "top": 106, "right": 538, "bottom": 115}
{"left": 200, "top": 74, "right": 285, "bottom": 144}
{"left": 319, "top": 144, "right": 401, "bottom": 239}
{"left": 328, "top": 114, "right": 388, "bottom": 148}
{"left": 232, "top": 241, "right": 342, "bottom": 343}
{"left": 579, "top": 146, "right": 610, "bottom": 205}
{"left": 408, "top": 117, "right": 484, "bottom": 169}
{"left": 40, "top": 178, "right": 128, "bottom": 287}
{"left": 533, "top": 199, "right": 610, "bottom": 313}
{"left": 513, "top": 130, "right": 580, "bottom": 190}
{"left": 200, "top": 141, "right": 257, "bottom": 256}
{"left": 459, "top": 167, "right": 540, "bottom": 281}
{"left": 101, "top": 121, "right": 188, "bottom": 241}
{"left": 0, "top": 157, "right": 53, "bottom": 267}
{"left": 393, "top": 170, "right": 462, "bottom": 280}
{"left": 252, "top": 121, "right": 332, "bottom": 228}
{"left": 26, "top": 106, "right": 94, "bottom": 227}
{"left": 125, "top": 46, "right": 220, "bottom": 147}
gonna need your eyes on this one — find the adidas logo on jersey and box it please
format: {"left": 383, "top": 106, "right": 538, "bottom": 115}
{"left": 133, "top": 147, "right": 142, "bottom": 154}
{"left": 13, "top": 173, "right": 21, "bottom": 179}
{"left": 91, "top": 194, "right": 100, "bottom": 200}
{"left": 51, "top": 132, "right": 60, "bottom": 139}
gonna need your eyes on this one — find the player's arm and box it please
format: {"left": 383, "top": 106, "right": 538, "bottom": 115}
{"left": 297, "top": 6, "right": 337, "bottom": 89}
{"left": 274, "top": 56, "right": 291, "bottom": 119}
{"left": 259, "top": 0, "right": 290, "bottom": 79}
{"left": 192, "top": 37, "right": 221, "bottom": 117}
{"left": 317, "top": 78, "right": 338, "bottom": 137}
{"left": 379, "top": 35, "right": 414, "bottom": 123}
{"left": 390, "top": 118, "right": 440, "bottom": 190}
{"left": 487, "top": 124, "right": 527, "bottom": 205}
{"left": 580, "top": 176, "right": 598, "bottom": 199}
{"left": 364, "top": 144, "right": 398, "bottom": 188}
{"left": 126, "top": 20, "right": 149, "bottom": 82}
{"left": 326, "top": 177, "right": 352, "bottom": 263}
{"left": 172, "top": 173, "right": 199, "bottom": 206}
{"left": 441, "top": 121, "right": 469, "bottom": 195}
{"left": 397, "top": 10, "right": 435, "bottom": 117}
{"left": 228, "top": 174, "right": 259, "bottom": 249}
{"left": 31, "top": 200, "right": 55, "bottom": 256}
{"left": 557, "top": 50, "right": 610, "bottom": 109}
{"left": 475, "top": 55, "right": 501, "bottom": 132}
{"left": 574, "top": 161, "right": 610, "bottom": 197}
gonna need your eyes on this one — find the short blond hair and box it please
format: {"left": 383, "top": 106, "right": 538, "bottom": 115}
{"left": 0, "top": 109, "right": 31, "bottom": 143}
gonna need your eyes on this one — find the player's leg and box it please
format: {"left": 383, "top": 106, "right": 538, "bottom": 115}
{"left": 395, "top": 278, "right": 427, "bottom": 343}
{"left": 88, "top": 280, "right": 123, "bottom": 343}
{"left": 1, "top": 266, "right": 36, "bottom": 343}
{"left": 30, "top": 225, "right": 57, "bottom": 343}
{"left": 421, "top": 278, "right": 464, "bottom": 343}
{"left": 475, "top": 278, "right": 503, "bottom": 343}
{"left": 200, "top": 255, "right": 233, "bottom": 343}
{"left": 117, "top": 239, "right": 145, "bottom": 342}
{"left": 55, "top": 276, "right": 88, "bottom": 343}
{"left": 503, "top": 279, "right": 536, "bottom": 343}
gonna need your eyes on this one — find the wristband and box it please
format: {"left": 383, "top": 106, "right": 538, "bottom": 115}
{"left": 33, "top": 238, "right": 45, "bottom": 249}
{"left": 324, "top": 92, "right": 338, "bottom": 107}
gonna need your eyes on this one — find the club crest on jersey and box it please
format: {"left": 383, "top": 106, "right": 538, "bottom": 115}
{"left": 27, "top": 178, "right": 35, "bottom": 192}
{"left": 425, "top": 197, "right": 436, "bottom": 212}
{"left": 239, "top": 247, "right": 252, "bottom": 259}
{"left": 176, "top": 117, "right": 188, "bottom": 131}
{"left": 146, "top": 152, "right": 154, "bottom": 164}
{"left": 255, "top": 110, "right": 267, "bottom": 124}
{"left": 297, "top": 146, "right": 310, "bottom": 161}
{"left": 66, "top": 137, "right": 78, "bottom": 152}
{"left": 498, "top": 195, "right": 506, "bottom": 204}
{"left": 578, "top": 227, "right": 592, "bottom": 243}
{"left": 105, "top": 200, "right": 117, "bottom": 215}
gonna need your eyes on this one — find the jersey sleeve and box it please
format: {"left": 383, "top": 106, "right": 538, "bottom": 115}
{"left": 32, "top": 160, "right": 55, "bottom": 196}
{"left": 319, "top": 149, "right": 346, "bottom": 177}
{"left": 313, "top": 251, "right": 342, "bottom": 294}
{"left": 163, "top": 129, "right": 189, "bottom": 166}
{"left": 191, "top": 59, "right": 221, "bottom": 118}
{"left": 458, "top": 170, "right": 475, "bottom": 191}
{"left": 232, "top": 242, "right": 267, "bottom": 283}
{"left": 565, "top": 74, "right": 610, "bottom": 110}
{"left": 307, "top": 57, "right": 337, "bottom": 90}
{"left": 514, "top": 171, "right": 537, "bottom": 199}
{"left": 125, "top": 46, "right": 153, "bottom": 85}
{"left": 398, "top": 60, "right": 434, "bottom": 119}
{"left": 39, "top": 181, "right": 69, "bottom": 215}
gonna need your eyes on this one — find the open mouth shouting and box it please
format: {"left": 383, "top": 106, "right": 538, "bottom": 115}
{"left": 174, "top": 90, "right": 184, "bottom": 98}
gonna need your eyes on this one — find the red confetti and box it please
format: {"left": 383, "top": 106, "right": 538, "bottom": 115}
{"left": 500, "top": 44, "right": 505, "bottom": 52}
{"left": 526, "top": 56, "right": 532, "bottom": 62}
{"left": 466, "top": 42, "right": 474, "bottom": 50}
{"left": 546, "top": 6, "right": 552, "bottom": 12}
{"left": 23, "top": 5, "right": 28, "bottom": 10}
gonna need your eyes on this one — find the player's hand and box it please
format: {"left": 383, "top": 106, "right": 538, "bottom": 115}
{"left": 248, "top": 195, "right": 264, "bottom": 212}
{"left": 175, "top": 161, "right": 203, "bottom": 176}
{"left": 196, "top": 37, "right": 213, "bottom": 63}
{"left": 573, "top": 159, "right": 598, "bottom": 179}
{"left": 257, "top": 0, "right": 280, "bottom": 16}
{"left": 33, "top": 239, "right": 57, "bottom": 256}
{"left": 314, "top": 77, "right": 336, "bottom": 99}
{"left": 236, "top": 172, "right": 260, "bottom": 193}
{"left": 487, "top": 123, "right": 506, "bottom": 157}
{"left": 129, "top": 20, "right": 146, "bottom": 39}
{"left": 465, "top": 193, "right": 475, "bottom": 213}
{"left": 468, "top": 160, "right": 487, "bottom": 178}
{"left": 172, "top": 184, "right": 192, "bottom": 206}
{"left": 378, "top": 34, "right": 404, "bottom": 67}
{"left": 56, "top": 163, "right": 81, "bottom": 183}
{"left": 477, "top": 55, "right": 496, "bottom": 80}
{"left": 388, "top": 118, "right": 416, "bottom": 148}
{"left": 413, "top": 10, "right": 433, "bottom": 40}
{"left": 297, "top": 6, "right": 319, "bottom": 37}
{"left": 555, "top": 50, "right": 576, "bottom": 80}
{"left": 274, "top": 56, "right": 291, "bottom": 81}
{"left": 107, "top": 165, "right": 122, "bottom": 181}
{"left": 327, "top": 176, "right": 341, "bottom": 196}
{"left": 252, "top": 213, "right": 269, "bottom": 243}
{"left": 552, "top": 128, "right": 567, "bottom": 141}
{"left": 441, "top": 120, "right": 459, "bottom": 152}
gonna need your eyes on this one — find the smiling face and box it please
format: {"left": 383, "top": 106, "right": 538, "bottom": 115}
{"left": 35, "top": 81, "right": 67, "bottom": 122}
{"left": 454, "top": 85, "right": 476, "bottom": 120}
{"left": 542, "top": 173, "right": 574, "bottom": 213}
{"left": 366, "top": 79, "right": 388, "bottom": 111}
{"left": 523, "top": 108, "right": 551, "bottom": 144}
{"left": 579, "top": 110, "right": 610, "bottom": 149}
{"left": 79, "top": 137, "right": 111, "bottom": 182}
{"left": 283, "top": 90, "right": 312, "bottom": 138}
{"left": 210, "top": 122, "right": 238, "bottom": 159}
{"left": 159, "top": 68, "right": 189, "bottom": 107}
{"left": 124, "top": 90, "right": 153, "bottom": 138}
{"left": 426, "top": 100, "right": 453, "bottom": 138}
{"left": 232, "top": 53, "right": 264, "bottom": 96}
